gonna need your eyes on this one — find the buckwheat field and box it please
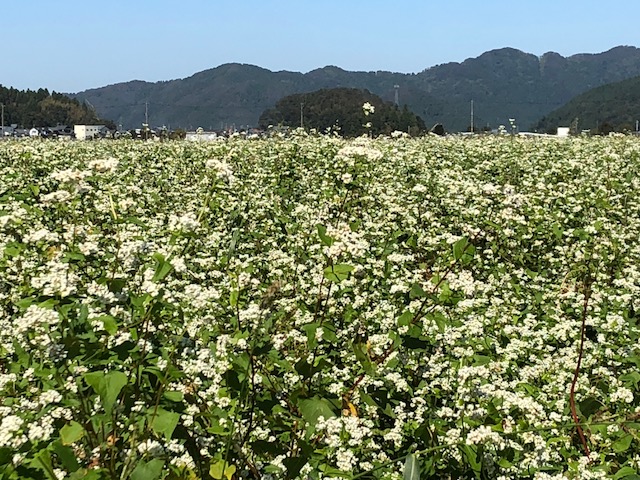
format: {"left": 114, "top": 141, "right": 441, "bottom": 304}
{"left": 1, "top": 133, "right": 639, "bottom": 479}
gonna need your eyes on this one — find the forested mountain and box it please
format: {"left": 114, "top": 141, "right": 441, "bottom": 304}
{"left": 0, "top": 85, "right": 111, "bottom": 128}
{"left": 534, "top": 76, "right": 640, "bottom": 133}
{"left": 259, "top": 88, "right": 425, "bottom": 136}
{"left": 70, "top": 46, "right": 640, "bottom": 132}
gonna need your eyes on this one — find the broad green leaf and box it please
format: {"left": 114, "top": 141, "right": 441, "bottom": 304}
{"left": 31, "top": 449, "right": 57, "bottom": 480}
{"left": 613, "top": 434, "right": 633, "bottom": 453}
{"left": 453, "top": 237, "right": 469, "bottom": 261}
{"left": 323, "top": 263, "right": 354, "bottom": 282}
{"left": 472, "top": 355, "right": 492, "bottom": 366}
{"left": 409, "top": 282, "right": 426, "bottom": 299}
{"left": 52, "top": 441, "right": 80, "bottom": 472}
{"left": 100, "top": 315, "right": 118, "bottom": 335}
{"left": 614, "top": 467, "right": 640, "bottom": 480}
{"left": 131, "top": 459, "right": 164, "bottom": 480}
{"left": 163, "top": 391, "right": 184, "bottom": 402}
{"left": 84, "top": 370, "right": 128, "bottom": 415}
{"left": 284, "top": 456, "right": 307, "bottom": 479}
{"left": 60, "top": 421, "right": 84, "bottom": 445}
{"left": 0, "top": 447, "right": 12, "bottom": 465}
{"left": 403, "top": 453, "right": 421, "bottom": 480}
{"left": 620, "top": 372, "right": 640, "bottom": 386}
{"left": 210, "top": 460, "right": 237, "bottom": 480}
{"left": 398, "top": 310, "right": 413, "bottom": 327}
{"left": 149, "top": 408, "right": 181, "bottom": 440}
{"left": 298, "top": 396, "right": 336, "bottom": 427}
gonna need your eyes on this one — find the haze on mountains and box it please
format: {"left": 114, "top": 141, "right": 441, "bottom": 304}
{"left": 70, "top": 46, "right": 640, "bottom": 132}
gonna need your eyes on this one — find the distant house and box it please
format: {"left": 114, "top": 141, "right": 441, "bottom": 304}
{"left": 74, "top": 125, "right": 106, "bottom": 140}
{"left": 51, "top": 125, "right": 75, "bottom": 138}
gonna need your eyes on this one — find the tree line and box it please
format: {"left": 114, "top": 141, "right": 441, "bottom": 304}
{"left": 0, "top": 85, "right": 114, "bottom": 129}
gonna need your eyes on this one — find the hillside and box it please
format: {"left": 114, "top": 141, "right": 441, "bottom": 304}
{"left": 535, "top": 76, "right": 640, "bottom": 133}
{"left": 258, "top": 88, "right": 426, "bottom": 136}
{"left": 71, "top": 46, "right": 640, "bottom": 131}
{"left": 0, "top": 85, "right": 111, "bottom": 129}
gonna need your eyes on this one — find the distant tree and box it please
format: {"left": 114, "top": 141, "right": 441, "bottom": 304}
{"left": 596, "top": 122, "right": 614, "bottom": 135}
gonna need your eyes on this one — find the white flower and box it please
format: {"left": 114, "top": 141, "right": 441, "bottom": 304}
{"left": 362, "top": 102, "right": 375, "bottom": 116}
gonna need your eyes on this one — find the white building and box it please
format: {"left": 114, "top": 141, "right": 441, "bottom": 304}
{"left": 74, "top": 125, "right": 106, "bottom": 140}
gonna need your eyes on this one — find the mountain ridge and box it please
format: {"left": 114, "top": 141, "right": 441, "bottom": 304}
{"left": 70, "top": 45, "right": 640, "bottom": 131}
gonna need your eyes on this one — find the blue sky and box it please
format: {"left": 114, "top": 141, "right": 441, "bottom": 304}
{"left": 3, "top": 0, "right": 640, "bottom": 93}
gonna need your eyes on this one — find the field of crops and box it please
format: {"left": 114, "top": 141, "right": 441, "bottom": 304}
{"left": 1, "top": 134, "right": 639, "bottom": 479}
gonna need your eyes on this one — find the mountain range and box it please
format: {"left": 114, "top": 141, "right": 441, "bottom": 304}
{"left": 71, "top": 46, "right": 640, "bottom": 132}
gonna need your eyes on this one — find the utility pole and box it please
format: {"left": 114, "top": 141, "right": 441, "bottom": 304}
{"left": 394, "top": 85, "right": 399, "bottom": 106}
{"left": 300, "top": 103, "right": 304, "bottom": 129}
{"left": 145, "top": 102, "right": 149, "bottom": 126}
{"left": 470, "top": 100, "right": 474, "bottom": 133}
{"left": 1, "top": 103, "right": 4, "bottom": 139}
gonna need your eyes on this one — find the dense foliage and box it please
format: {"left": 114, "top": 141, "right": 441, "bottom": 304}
{"left": 534, "top": 75, "right": 640, "bottom": 134}
{"left": 1, "top": 134, "right": 639, "bottom": 479}
{"left": 0, "top": 85, "right": 112, "bottom": 129}
{"left": 258, "top": 88, "right": 425, "bottom": 136}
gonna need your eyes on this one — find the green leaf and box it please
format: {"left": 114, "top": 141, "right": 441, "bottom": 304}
{"left": 461, "top": 445, "right": 482, "bottom": 478}
{"left": 409, "top": 282, "right": 426, "bottom": 299}
{"left": 298, "top": 396, "right": 336, "bottom": 428}
{"left": 69, "top": 469, "right": 103, "bottom": 480}
{"left": 149, "top": 408, "right": 180, "bottom": 440}
{"left": 472, "top": 354, "right": 492, "bottom": 366}
{"left": 398, "top": 310, "right": 413, "bottom": 327}
{"left": 131, "top": 459, "right": 164, "bottom": 480}
{"left": 352, "top": 342, "right": 374, "bottom": 374}
{"left": 227, "top": 229, "right": 240, "bottom": 259}
{"left": 317, "top": 224, "right": 334, "bottom": 246}
{"left": 152, "top": 252, "right": 173, "bottom": 282}
{"left": 620, "top": 372, "right": 640, "bottom": 386}
{"left": 210, "top": 460, "right": 237, "bottom": 480}
{"left": 284, "top": 456, "right": 307, "bottom": 479}
{"left": 323, "top": 263, "right": 354, "bottom": 283}
{"left": 52, "top": 441, "right": 81, "bottom": 472}
{"left": 613, "top": 434, "right": 633, "bottom": 453}
{"left": 578, "top": 397, "right": 602, "bottom": 418}
{"left": 163, "top": 391, "right": 184, "bottom": 402}
{"left": 60, "top": 421, "right": 85, "bottom": 445}
{"left": 614, "top": 467, "right": 640, "bottom": 480}
{"left": 453, "top": 237, "right": 469, "bottom": 261}
{"left": 403, "top": 453, "right": 421, "bottom": 480}
{"left": 31, "top": 449, "right": 57, "bottom": 480}
{"left": 84, "top": 370, "right": 128, "bottom": 415}
{"left": 0, "top": 447, "right": 12, "bottom": 466}
{"left": 100, "top": 315, "right": 118, "bottom": 335}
